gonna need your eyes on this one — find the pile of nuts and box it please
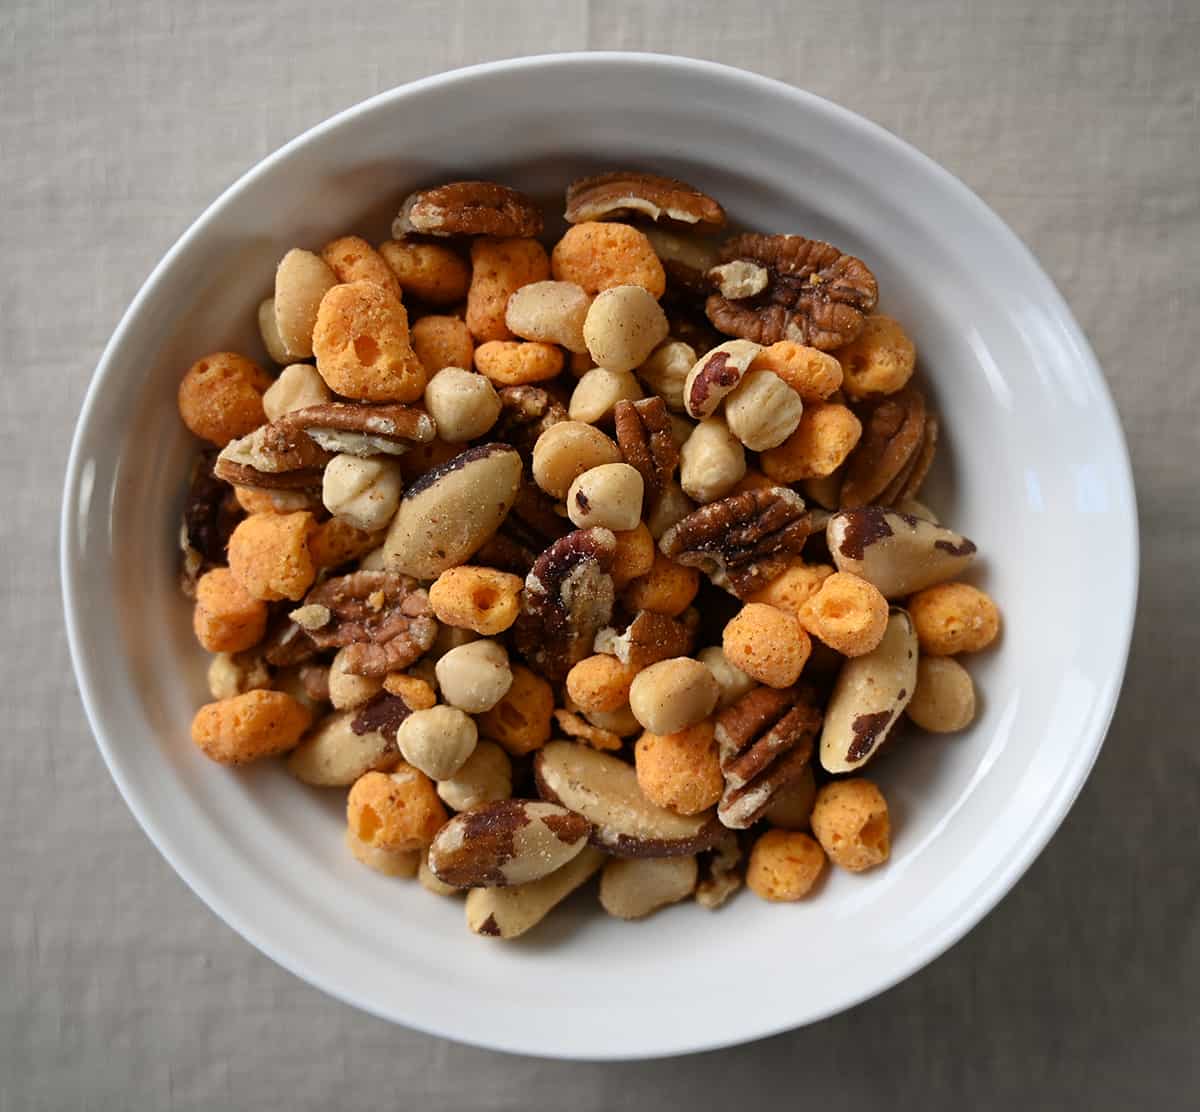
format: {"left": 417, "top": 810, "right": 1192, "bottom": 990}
{"left": 176, "top": 170, "right": 1000, "bottom": 938}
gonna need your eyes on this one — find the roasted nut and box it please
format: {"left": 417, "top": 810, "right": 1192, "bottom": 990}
{"left": 395, "top": 437, "right": 461, "bottom": 483}
{"left": 705, "top": 234, "right": 878, "bottom": 350}
{"left": 378, "top": 239, "right": 471, "bottom": 305}
{"left": 206, "top": 650, "right": 271, "bottom": 700}
{"left": 411, "top": 315, "right": 475, "bottom": 376}
{"left": 797, "top": 571, "right": 889, "bottom": 657}
{"left": 827, "top": 507, "right": 977, "bottom": 598}
{"left": 422, "top": 367, "right": 501, "bottom": 442}
{"left": 435, "top": 639, "right": 514, "bottom": 713}
{"left": 301, "top": 570, "right": 437, "bottom": 677}
{"left": 724, "top": 369, "right": 805, "bottom": 451}
{"left": 628, "top": 657, "right": 719, "bottom": 735}
{"left": 384, "top": 443, "right": 523, "bottom": 578}
{"left": 568, "top": 367, "right": 643, "bottom": 425}
{"left": 836, "top": 315, "right": 916, "bottom": 399}
{"left": 746, "top": 830, "right": 826, "bottom": 901}
{"left": 613, "top": 396, "right": 679, "bottom": 507}
{"left": 644, "top": 228, "right": 722, "bottom": 298}
{"left": 583, "top": 285, "right": 669, "bottom": 372}
{"left": 567, "top": 462, "right": 644, "bottom": 531}
{"left": 621, "top": 550, "right": 700, "bottom": 616}
{"left": 428, "top": 565, "right": 523, "bottom": 636}
{"left": 467, "top": 237, "right": 551, "bottom": 342}
{"left": 259, "top": 610, "right": 319, "bottom": 668}
{"left": 227, "top": 511, "right": 316, "bottom": 602}
{"left": 328, "top": 645, "right": 384, "bottom": 710}
{"left": 345, "top": 830, "right": 420, "bottom": 878}
{"left": 635, "top": 721, "right": 723, "bottom": 815}
{"left": 593, "top": 609, "right": 695, "bottom": 672}
{"left": 713, "top": 685, "right": 822, "bottom": 829}
{"left": 347, "top": 764, "right": 447, "bottom": 851}
{"left": 635, "top": 339, "right": 694, "bottom": 412}
{"left": 321, "top": 235, "right": 402, "bottom": 299}
{"left": 609, "top": 523, "right": 656, "bottom": 590}
{"left": 313, "top": 280, "right": 426, "bottom": 403}
{"left": 908, "top": 582, "right": 1000, "bottom": 655}
{"left": 419, "top": 850, "right": 463, "bottom": 895}
{"left": 274, "top": 248, "right": 338, "bottom": 359}
{"left": 320, "top": 454, "right": 402, "bottom": 532}
{"left": 394, "top": 181, "right": 543, "bottom": 239}
{"left": 697, "top": 645, "right": 756, "bottom": 709}
{"left": 192, "top": 568, "right": 269, "bottom": 653}
{"left": 762, "top": 763, "right": 817, "bottom": 830}
{"left": 262, "top": 363, "right": 333, "bottom": 422}
{"left": 552, "top": 222, "right": 667, "bottom": 298}
{"left": 839, "top": 385, "right": 927, "bottom": 507}
{"left": 436, "top": 740, "right": 513, "bottom": 811}
{"left": 466, "top": 846, "right": 605, "bottom": 939}
{"left": 893, "top": 497, "right": 938, "bottom": 524}
{"left": 682, "top": 339, "right": 761, "bottom": 420}
{"left": 491, "top": 384, "right": 568, "bottom": 462}
{"left": 577, "top": 701, "right": 641, "bottom": 738}
{"left": 761, "top": 401, "right": 862, "bottom": 482}
{"left": 566, "top": 654, "right": 634, "bottom": 715}
{"left": 746, "top": 561, "right": 834, "bottom": 618}
{"left": 723, "top": 603, "right": 811, "bottom": 689}
{"left": 565, "top": 171, "right": 725, "bottom": 229}
{"left": 513, "top": 527, "right": 617, "bottom": 683}
{"left": 750, "top": 341, "right": 843, "bottom": 401}
{"left": 505, "top": 280, "right": 592, "bottom": 353}
{"left": 709, "top": 259, "right": 770, "bottom": 300}
{"left": 810, "top": 779, "right": 890, "bottom": 872}
{"left": 477, "top": 664, "right": 555, "bottom": 756}
{"left": 395, "top": 704, "right": 478, "bottom": 781}
{"left": 906, "top": 656, "right": 976, "bottom": 732}
{"left": 190, "top": 690, "right": 311, "bottom": 765}
{"left": 475, "top": 340, "right": 564, "bottom": 386}
{"left": 695, "top": 830, "right": 743, "bottom": 909}
{"left": 660, "top": 486, "right": 813, "bottom": 598}
{"left": 177, "top": 352, "right": 272, "bottom": 447}
{"left": 258, "top": 297, "right": 293, "bottom": 365}
{"left": 552, "top": 707, "right": 624, "bottom": 752}
{"left": 179, "top": 455, "right": 242, "bottom": 595}
{"left": 531, "top": 420, "right": 622, "bottom": 499}
{"left": 429, "top": 799, "right": 590, "bottom": 888}
{"left": 214, "top": 421, "right": 331, "bottom": 490}
{"left": 286, "top": 709, "right": 396, "bottom": 786}
{"left": 820, "top": 608, "right": 918, "bottom": 773}
{"left": 645, "top": 479, "right": 695, "bottom": 540}
{"left": 679, "top": 417, "right": 746, "bottom": 503}
{"left": 534, "top": 741, "right": 720, "bottom": 857}
{"left": 599, "top": 855, "right": 698, "bottom": 920}
{"left": 276, "top": 400, "right": 435, "bottom": 458}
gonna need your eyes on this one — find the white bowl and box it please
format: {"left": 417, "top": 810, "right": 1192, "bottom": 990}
{"left": 62, "top": 53, "right": 1137, "bottom": 1059}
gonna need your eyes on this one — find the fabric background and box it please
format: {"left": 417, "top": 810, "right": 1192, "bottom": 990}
{"left": 2, "top": 1, "right": 1198, "bottom": 1107}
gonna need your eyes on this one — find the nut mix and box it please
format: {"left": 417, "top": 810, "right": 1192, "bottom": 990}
{"left": 172, "top": 167, "right": 1001, "bottom": 936}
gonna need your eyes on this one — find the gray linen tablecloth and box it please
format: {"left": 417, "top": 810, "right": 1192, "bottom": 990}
{"left": 3, "top": 1, "right": 1198, "bottom": 1107}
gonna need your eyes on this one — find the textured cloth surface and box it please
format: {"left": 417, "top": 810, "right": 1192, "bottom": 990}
{"left": 2, "top": 1, "right": 1198, "bottom": 1108}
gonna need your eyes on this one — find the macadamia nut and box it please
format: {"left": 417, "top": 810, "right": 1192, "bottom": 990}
{"left": 177, "top": 352, "right": 272, "bottom": 447}
{"left": 467, "top": 237, "right": 550, "bottom": 341}
{"left": 568, "top": 367, "right": 643, "bottom": 425}
{"left": 551, "top": 222, "right": 666, "bottom": 297}
{"left": 628, "top": 657, "right": 719, "bottom": 735}
{"left": 583, "top": 285, "right": 669, "bottom": 372}
{"left": 379, "top": 239, "right": 471, "bottom": 306}
{"left": 723, "top": 603, "right": 811, "bottom": 688}
{"left": 746, "top": 830, "right": 826, "bottom": 901}
{"left": 567, "top": 462, "right": 644, "bottom": 531}
{"left": 411, "top": 315, "right": 475, "bottom": 376}
{"left": 347, "top": 765, "right": 447, "bottom": 851}
{"left": 906, "top": 656, "right": 976, "bottom": 732}
{"left": 836, "top": 315, "right": 916, "bottom": 399}
{"left": 193, "top": 568, "right": 269, "bottom": 653}
{"left": 435, "top": 739, "right": 513, "bottom": 812}
{"left": 227, "top": 511, "right": 316, "bottom": 602}
{"left": 680, "top": 418, "right": 746, "bottom": 504}
{"left": 797, "top": 571, "right": 889, "bottom": 657}
{"left": 428, "top": 565, "right": 523, "bottom": 635}
{"left": 724, "top": 370, "right": 805, "bottom": 451}
{"left": 262, "top": 362, "right": 332, "bottom": 421}
{"left": 435, "top": 639, "right": 514, "bottom": 713}
{"left": 505, "top": 280, "right": 592, "bottom": 352}
{"left": 634, "top": 721, "right": 723, "bottom": 815}
{"left": 190, "top": 690, "right": 311, "bottom": 765}
{"left": 810, "top": 778, "right": 891, "bottom": 872}
{"left": 322, "top": 454, "right": 403, "bottom": 532}
{"left": 636, "top": 340, "right": 695, "bottom": 412}
{"left": 395, "top": 705, "right": 478, "bottom": 781}
{"left": 423, "top": 367, "right": 501, "bottom": 442}
{"left": 697, "top": 645, "right": 756, "bottom": 709}
{"left": 908, "top": 582, "right": 1001, "bottom": 655}
{"left": 531, "top": 421, "right": 622, "bottom": 499}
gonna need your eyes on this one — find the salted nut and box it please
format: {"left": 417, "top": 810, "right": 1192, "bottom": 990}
{"left": 466, "top": 846, "right": 605, "bottom": 939}
{"left": 659, "top": 486, "right": 813, "bottom": 598}
{"left": 839, "top": 386, "right": 927, "bottom": 507}
{"left": 285, "top": 708, "right": 394, "bottom": 787}
{"left": 350, "top": 691, "right": 412, "bottom": 742}
{"left": 277, "top": 402, "right": 435, "bottom": 458}
{"left": 599, "top": 855, "right": 698, "bottom": 920}
{"left": 428, "top": 799, "right": 591, "bottom": 888}
{"left": 393, "top": 180, "right": 543, "bottom": 239}
{"left": 705, "top": 233, "right": 879, "bottom": 351}
{"left": 565, "top": 171, "right": 726, "bottom": 230}
{"left": 820, "top": 609, "right": 918, "bottom": 773}
{"left": 613, "top": 396, "right": 679, "bottom": 504}
{"left": 180, "top": 454, "right": 241, "bottom": 594}
{"left": 214, "top": 421, "right": 332, "bottom": 489}
{"left": 492, "top": 385, "right": 568, "bottom": 461}
{"left": 534, "top": 741, "right": 721, "bottom": 857}
{"left": 383, "top": 443, "right": 523, "bottom": 578}
{"left": 642, "top": 226, "right": 721, "bottom": 296}
{"left": 694, "top": 830, "right": 744, "bottom": 909}
{"left": 682, "top": 339, "right": 762, "bottom": 419}
{"left": 593, "top": 610, "right": 695, "bottom": 672}
{"left": 827, "top": 507, "right": 977, "bottom": 599}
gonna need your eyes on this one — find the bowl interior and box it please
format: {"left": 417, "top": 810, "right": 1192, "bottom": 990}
{"left": 63, "top": 54, "right": 1136, "bottom": 1059}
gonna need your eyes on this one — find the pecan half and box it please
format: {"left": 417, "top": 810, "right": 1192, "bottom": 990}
{"left": 513, "top": 528, "right": 618, "bottom": 683}
{"left": 886, "top": 414, "right": 938, "bottom": 504}
{"left": 705, "top": 233, "right": 878, "bottom": 350}
{"left": 492, "top": 385, "right": 568, "bottom": 461}
{"left": 553, "top": 708, "right": 623, "bottom": 752}
{"left": 300, "top": 570, "right": 437, "bottom": 677}
{"left": 351, "top": 692, "right": 411, "bottom": 743}
{"left": 179, "top": 453, "right": 242, "bottom": 595}
{"left": 213, "top": 421, "right": 331, "bottom": 490}
{"left": 659, "top": 486, "right": 814, "bottom": 598}
{"left": 565, "top": 171, "right": 725, "bottom": 230}
{"left": 393, "top": 181, "right": 543, "bottom": 238}
{"left": 613, "top": 397, "right": 678, "bottom": 504}
{"left": 278, "top": 402, "right": 436, "bottom": 457}
{"left": 593, "top": 610, "right": 695, "bottom": 672}
{"left": 839, "top": 386, "right": 927, "bottom": 508}
{"left": 714, "top": 686, "right": 823, "bottom": 829}
{"left": 260, "top": 611, "right": 319, "bottom": 667}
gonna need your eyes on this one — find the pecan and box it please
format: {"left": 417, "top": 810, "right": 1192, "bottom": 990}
{"left": 659, "top": 486, "right": 814, "bottom": 598}
{"left": 886, "top": 414, "right": 938, "bottom": 504}
{"left": 179, "top": 453, "right": 242, "bottom": 596}
{"left": 613, "top": 397, "right": 678, "bottom": 504}
{"left": 839, "top": 386, "right": 927, "bottom": 508}
{"left": 553, "top": 708, "right": 623, "bottom": 752}
{"left": 695, "top": 830, "right": 744, "bottom": 909}
{"left": 513, "top": 528, "right": 618, "bottom": 683}
{"left": 300, "top": 570, "right": 437, "bottom": 677}
{"left": 299, "top": 663, "right": 331, "bottom": 704}
{"left": 661, "top": 294, "right": 724, "bottom": 353}
{"left": 213, "top": 421, "right": 330, "bottom": 490}
{"left": 476, "top": 481, "right": 572, "bottom": 576}
{"left": 492, "top": 385, "right": 568, "bottom": 461}
{"left": 565, "top": 171, "right": 725, "bottom": 230}
{"left": 643, "top": 226, "right": 722, "bottom": 297}
{"left": 593, "top": 610, "right": 695, "bottom": 672}
{"left": 393, "top": 180, "right": 543, "bottom": 238}
{"left": 260, "top": 611, "right": 319, "bottom": 667}
{"left": 714, "top": 686, "right": 823, "bottom": 829}
{"left": 705, "top": 233, "right": 878, "bottom": 350}
{"left": 278, "top": 402, "right": 435, "bottom": 457}
{"left": 351, "top": 692, "right": 411, "bottom": 743}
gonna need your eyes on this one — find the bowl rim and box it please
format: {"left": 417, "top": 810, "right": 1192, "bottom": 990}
{"left": 61, "top": 50, "right": 1139, "bottom": 1058}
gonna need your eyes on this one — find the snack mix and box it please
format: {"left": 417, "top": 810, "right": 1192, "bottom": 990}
{"left": 176, "top": 171, "right": 1001, "bottom": 939}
